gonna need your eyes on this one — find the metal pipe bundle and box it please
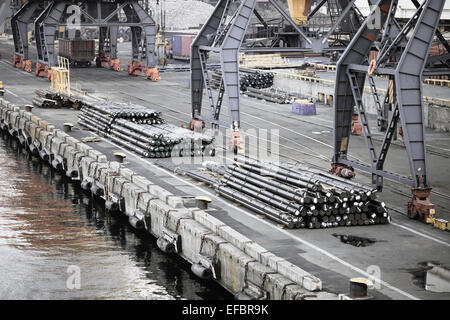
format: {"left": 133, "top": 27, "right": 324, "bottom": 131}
{"left": 78, "top": 99, "right": 215, "bottom": 159}
{"left": 32, "top": 96, "right": 57, "bottom": 108}
{"left": 204, "top": 158, "right": 390, "bottom": 229}
{"left": 210, "top": 70, "right": 274, "bottom": 92}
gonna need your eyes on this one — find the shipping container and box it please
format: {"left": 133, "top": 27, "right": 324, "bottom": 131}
{"left": 172, "top": 35, "right": 196, "bottom": 60}
{"left": 58, "top": 39, "right": 96, "bottom": 67}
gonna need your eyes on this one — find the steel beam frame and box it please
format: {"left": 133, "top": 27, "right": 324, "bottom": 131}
{"left": 332, "top": 0, "right": 445, "bottom": 220}
{"left": 191, "top": 0, "right": 364, "bottom": 132}
{"left": 11, "top": 2, "right": 42, "bottom": 64}
{"left": 14, "top": 0, "right": 156, "bottom": 74}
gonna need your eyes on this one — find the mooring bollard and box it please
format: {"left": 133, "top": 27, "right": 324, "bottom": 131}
{"left": 349, "top": 278, "right": 373, "bottom": 299}
{"left": 114, "top": 152, "right": 127, "bottom": 163}
{"left": 63, "top": 123, "right": 74, "bottom": 132}
{"left": 196, "top": 196, "right": 212, "bottom": 210}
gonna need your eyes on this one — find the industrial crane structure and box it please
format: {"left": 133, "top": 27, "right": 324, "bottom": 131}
{"left": 6, "top": 0, "right": 159, "bottom": 80}
{"left": 190, "top": 0, "right": 448, "bottom": 221}
{"left": 332, "top": 0, "right": 447, "bottom": 221}
{"left": 190, "top": 0, "right": 365, "bottom": 143}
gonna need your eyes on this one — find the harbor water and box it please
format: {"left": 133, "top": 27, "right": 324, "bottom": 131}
{"left": 0, "top": 132, "right": 230, "bottom": 300}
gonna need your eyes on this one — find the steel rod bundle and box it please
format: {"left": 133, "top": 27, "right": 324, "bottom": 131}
{"left": 78, "top": 100, "right": 215, "bottom": 159}
{"left": 32, "top": 96, "right": 57, "bottom": 108}
{"left": 243, "top": 87, "right": 295, "bottom": 104}
{"left": 202, "top": 158, "right": 390, "bottom": 229}
{"left": 32, "top": 90, "right": 77, "bottom": 109}
{"left": 210, "top": 70, "right": 274, "bottom": 91}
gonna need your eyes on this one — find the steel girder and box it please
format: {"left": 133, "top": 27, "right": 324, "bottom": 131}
{"left": 11, "top": 1, "right": 44, "bottom": 60}
{"left": 191, "top": 0, "right": 365, "bottom": 132}
{"left": 0, "top": 1, "right": 13, "bottom": 34}
{"left": 243, "top": 0, "right": 363, "bottom": 53}
{"left": 35, "top": 1, "right": 156, "bottom": 68}
{"left": 333, "top": 0, "right": 445, "bottom": 193}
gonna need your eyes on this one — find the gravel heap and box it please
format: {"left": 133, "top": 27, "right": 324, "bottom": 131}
{"left": 149, "top": 0, "right": 215, "bottom": 30}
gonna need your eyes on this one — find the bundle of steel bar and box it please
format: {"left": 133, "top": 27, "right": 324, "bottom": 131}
{"left": 32, "top": 89, "right": 77, "bottom": 109}
{"left": 159, "top": 64, "right": 221, "bottom": 73}
{"left": 32, "top": 96, "right": 57, "bottom": 108}
{"left": 81, "top": 100, "right": 165, "bottom": 123}
{"left": 243, "top": 87, "right": 297, "bottom": 104}
{"left": 239, "top": 72, "right": 274, "bottom": 91}
{"left": 78, "top": 100, "right": 215, "bottom": 158}
{"left": 202, "top": 157, "right": 390, "bottom": 229}
{"left": 210, "top": 71, "right": 295, "bottom": 104}
{"left": 210, "top": 70, "right": 274, "bottom": 91}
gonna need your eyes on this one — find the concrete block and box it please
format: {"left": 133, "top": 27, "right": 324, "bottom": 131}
{"left": 121, "top": 182, "right": 143, "bottom": 216}
{"left": 217, "top": 226, "right": 252, "bottom": 252}
{"left": 131, "top": 175, "right": 153, "bottom": 191}
{"left": 276, "top": 260, "right": 322, "bottom": 291}
{"left": 198, "top": 232, "right": 226, "bottom": 259}
{"left": 118, "top": 167, "right": 135, "bottom": 181}
{"left": 88, "top": 149, "right": 107, "bottom": 163}
{"left": 267, "top": 255, "right": 285, "bottom": 272}
{"left": 216, "top": 243, "right": 253, "bottom": 294}
{"left": 176, "top": 218, "right": 211, "bottom": 263}
{"left": 165, "top": 209, "right": 193, "bottom": 233}
{"left": 243, "top": 242, "right": 269, "bottom": 263}
{"left": 136, "top": 192, "right": 157, "bottom": 216}
{"left": 166, "top": 195, "right": 184, "bottom": 209}
{"left": 65, "top": 136, "right": 80, "bottom": 148}
{"left": 54, "top": 129, "right": 70, "bottom": 140}
{"left": 108, "top": 161, "right": 121, "bottom": 173}
{"left": 245, "top": 260, "right": 273, "bottom": 290}
{"left": 149, "top": 184, "right": 173, "bottom": 202}
{"left": 192, "top": 209, "right": 226, "bottom": 234}
{"left": 263, "top": 272, "right": 300, "bottom": 300}
{"left": 75, "top": 142, "right": 93, "bottom": 154}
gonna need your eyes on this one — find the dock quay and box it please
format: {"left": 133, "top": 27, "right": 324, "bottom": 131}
{"left": 0, "top": 57, "right": 449, "bottom": 299}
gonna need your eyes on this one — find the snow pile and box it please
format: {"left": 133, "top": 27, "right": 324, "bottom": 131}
{"left": 149, "top": 0, "right": 215, "bottom": 30}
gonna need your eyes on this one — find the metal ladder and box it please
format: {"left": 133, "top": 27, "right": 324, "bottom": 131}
{"left": 327, "top": 0, "right": 341, "bottom": 25}
{"left": 367, "top": 75, "right": 387, "bottom": 131}
{"left": 199, "top": 50, "right": 216, "bottom": 122}
{"left": 378, "top": 103, "right": 399, "bottom": 169}
{"left": 347, "top": 71, "right": 377, "bottom": 165}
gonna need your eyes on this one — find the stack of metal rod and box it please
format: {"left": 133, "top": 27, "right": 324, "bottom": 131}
{"left": 78, "top": 100, "right": 215, "bottom": 158}
{"left": 210, "top": 70, "right": 274, "bottom": 91}
{"left": 239, "top": 71, "right": 274, "bottom": 91}
{"left": 32, "top": 89, "right": 57, "bottom": 108}
{"left": 204, "top": 157, "right": 390, "bottom": 229}
{"left": 243, "top": 87, "right": 297, "bottom": 104}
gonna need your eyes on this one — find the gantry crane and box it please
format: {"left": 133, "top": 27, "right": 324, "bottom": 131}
{"left": 190, "top": 0, "right": 362, "bottom": 148}
{"left": 332, "top": 0, "right": 447, "bottom": 221}
{"left": 190, "top": 0, "right": 448, "bottom": 222}
{"left": 8, "top": 0, "right": 159, "bottom": 80}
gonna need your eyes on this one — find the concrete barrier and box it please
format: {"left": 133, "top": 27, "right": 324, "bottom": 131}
{"left": 0, "top": 98, "right": 337, "bottom": 300}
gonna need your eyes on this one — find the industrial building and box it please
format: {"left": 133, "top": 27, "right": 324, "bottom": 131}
{"left": 0, "top": 0, "right": 449, "bottom": 301}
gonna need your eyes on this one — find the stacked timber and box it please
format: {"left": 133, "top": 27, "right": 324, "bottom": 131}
{"left": 204, "top": 157, "right": 390, "bottom": 229}
{"left": 78, "top": 101, "right": 215, "bottom": 158}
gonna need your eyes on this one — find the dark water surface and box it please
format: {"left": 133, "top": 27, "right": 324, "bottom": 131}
{"left": 0, "top": 132, "right": 231, "bottom": 300}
